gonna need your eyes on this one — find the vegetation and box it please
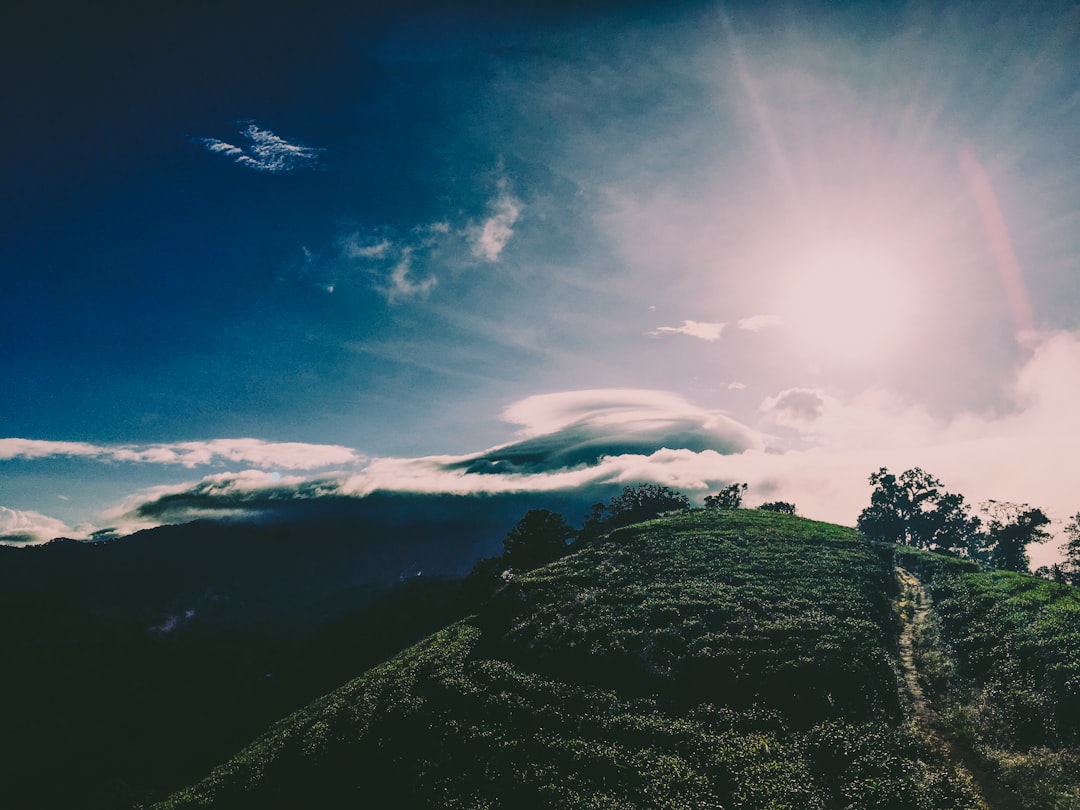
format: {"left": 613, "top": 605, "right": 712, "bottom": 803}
{"left": 897, "top": 546, "right": 1080, "bottom": 808}
{"left": 501, "top": 508, "right": 575, "bottom": 570}
{"left": 758, "top": 500, "right": 797, "bottom": 515}
{"left": 703, "top": 482, "right": 747, "bottom": 510}
{"left": 857, "top": 467, "right": 981, "bottom": 556}
{"left": 983, "top": 500, "right": 1052, "bottom": 573}
{"left": 157, "top": 510, "right": 983, "bottom": 809}
{"left": 1059, "top": 513, "right": 1080, "bottom": 585}
{"left": 858, "top": 467, "right": 1057, "bottom": 574}
{"left": 581, "top": 483, "right": 691, "bottom": 538}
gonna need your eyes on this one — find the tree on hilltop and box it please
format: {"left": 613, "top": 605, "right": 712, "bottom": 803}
{"left": 1064, "top": 513, "right": 1080, "bottom": 585}
{"left": 982, "top": 501, "right": 1052, "bottom": 574}
{"left": 704, "top": 483, "right": 748, "bottom": 510}
{"left": 502, "top": 509, "right": 576, "bottom": 571}
{"left": 581, "top": 483, "right": 691, "bottom": 538}
{"left": 758, "top": 501, "right": 797, "bottom": 515}
{"left": 857, "top": 467, "right": 981, "bottom": 555}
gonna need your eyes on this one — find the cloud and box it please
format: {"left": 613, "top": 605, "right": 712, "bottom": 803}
{"left": 0, "top": 506, "right": 74, "bottom": 545}
{"left": 647, "top": 320, "right": 726, "bottom": 341}
{"left": 384, "top": 250, "right": 437, "bottom": 303}
{"left": 201, "top": 123, "right": 322, "bottom": 172}
{"left": 338, "top": 228, "right": 444, "bottom": 303}
{"left": 761, "top": 388, "right": 826, "bottom": 425}
{"left": 0, "top": 438, "right": 361, "bottom": 470}
{"left": 445, "top": 389, "right": 761, "bottom": 475}
{"left": 104, "top": 390, "right": 764, "bottom": 531}
{"left": 343, "top": 235, "right": 393, "bottom": 259}
{"left": 56, "top": 335, "right": 1080, "bottom": 570}
{"left": 471, "top": 184, "right": 522, "bottom": 262}
{"left": 119, "top": 470, "right": 346, "bottom": 525}
{"left": 727, "top": 382, "right": 747, "bottom": 390}
{"left": 738, "top": 314, "right": 784, "bottom": 331}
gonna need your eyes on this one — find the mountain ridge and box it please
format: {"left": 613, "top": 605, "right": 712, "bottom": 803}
{"left": 155, "top": 508, "right": 1062, "bottom": 809}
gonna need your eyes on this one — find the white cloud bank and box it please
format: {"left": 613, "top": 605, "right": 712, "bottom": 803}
{"left": 10, "top": 333, "right": 1080, "bottom": 567}
{"left": 201, "top": 123, "right": 322, "bottom": 172}
{"left": 0, "top": 438, "right": 361, "bottom": 470}
{"left": 0, "top": 507, "right": 74, "bottom": 545}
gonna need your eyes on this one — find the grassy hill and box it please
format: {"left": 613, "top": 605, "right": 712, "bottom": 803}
{"left": 897, "top": 547, "right": 1080, "bottom": 809}
{"left": 154, "top": 509, "right": 1014, "bottom": 809}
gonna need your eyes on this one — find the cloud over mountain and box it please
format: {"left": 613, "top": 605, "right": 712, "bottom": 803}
{"left": 0, "top": 438, "right": 361, "bottom": 469}
{"left": 0, "top": 506, "right": 73, "bottom": 545}
{"left": 98, "top": 389, "right": 763, "bottom": 533}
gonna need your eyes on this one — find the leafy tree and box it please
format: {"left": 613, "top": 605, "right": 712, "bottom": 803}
{"left": 582, "top": 484, "right": 691, "bottom": 537}
{"left": 758, "top": 501, "right": 797, "bottom": 515}
{"left": 704, "top": 483, "right": 748, "bottom": 510}
{"left": 980, "top": 501, "right": 1051, "bottom": 573}
{"left": 1034, "top": 563, "right": 1068, "bottom": 584}
{"left": 856, "top": 467, "right": 981, "bottom": 555}
{"left": 459, "top": 555, "right": 510, "bottom": 610}
{"left": 502, "top": 509, "right": 575, "bottom": 570}
{"left": 1063, "top": 513, "right": 1080, "bottom": 586}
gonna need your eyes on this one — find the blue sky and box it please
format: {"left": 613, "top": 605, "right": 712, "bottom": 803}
{"left": 3, "top": 1, "right": 1079, "bottom": 565}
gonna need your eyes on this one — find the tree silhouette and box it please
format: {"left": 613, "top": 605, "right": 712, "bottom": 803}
{"left": 1064, "top": 513, "right": 1080, "bottom": 585}
{"left": 502, "top": 509, "right": 575, "bottom": 570}
{"left": 704, "top": 483, "right": 748, "bottom": 510}
{"left": 857, "top": 467, "right": 981, "bottom": 555}
{"left": 983, "top": 501, "right": 1052, "bottom": 574}
{"left": 758, "top": 501, "right": 797, "bottom": 515}
{"left": 582, "top": 484, "right": 690, "bottom": 538}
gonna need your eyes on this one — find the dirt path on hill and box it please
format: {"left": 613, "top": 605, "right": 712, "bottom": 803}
{"left": 895, "top": 567, "right": 1023, "bottom": 810}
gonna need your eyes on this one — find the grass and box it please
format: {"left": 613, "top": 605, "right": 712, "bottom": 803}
{"left": 154, "top": 510, "right": 984, "bottom": 809}
{"left": 897, "top": 545, "right": 1080, "bottom": 809}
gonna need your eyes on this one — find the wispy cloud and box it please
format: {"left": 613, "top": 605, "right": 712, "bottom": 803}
{"left": 471, "top": 181, "right": 522, "bottom": 262}
{"left": 647, "top": 320, "right": 726, "bottom": 341}
{"left": 384, "top": 249, "right": 437, "bottom": 303}
{"left": 343, "top": 235, "right": 393, "bottom": 259}
{"left": 0, "top": 438, "right": 361, "bottom": 470}
{"left": 738, "top": 314, "right": 784, "bottom": 331}
{"left": 0, "top": 506, "right": 73, "bottom": 545}
{"left": 201, "top": 122, "right": 322, "bottom": 172}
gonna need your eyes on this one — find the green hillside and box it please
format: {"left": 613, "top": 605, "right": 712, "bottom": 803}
{"left": 154, "top": 510, "right": 1078, "bottom": 809}
{"left": 897, "top": 547, "right": 1080, "bottom": 809}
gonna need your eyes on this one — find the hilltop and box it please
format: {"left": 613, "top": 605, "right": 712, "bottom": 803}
{"left": 153, "top": 508, "right": 1080, "bottom": 809}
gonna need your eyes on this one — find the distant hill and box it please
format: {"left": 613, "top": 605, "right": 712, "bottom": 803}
{"left": 156, "top": 509, "right": 1079, "bottom": 809}
{"left": 0, "top": 493, "right": 595, "bottom": 810}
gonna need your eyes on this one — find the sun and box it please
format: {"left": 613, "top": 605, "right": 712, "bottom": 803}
{"left": 782, "top": 245, "right": 908, "bottom": 364}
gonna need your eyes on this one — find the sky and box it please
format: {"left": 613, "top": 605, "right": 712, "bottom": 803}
{"left": 2, "top": 0, "right": 1079, "bottom": 567}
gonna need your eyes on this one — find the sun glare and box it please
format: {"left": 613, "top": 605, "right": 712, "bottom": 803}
{"left": 783, "top": 246, "right": 907, "bottom": 364}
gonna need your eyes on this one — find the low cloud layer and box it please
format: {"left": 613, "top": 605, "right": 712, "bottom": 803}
{"left": 94, "top": 389, "right": 761, "bottom": 535}
{"left": 9, "top": 334, "right": 1080, "bottom": 568}
{"left": 0, "top": 438, "right": 361, "bottom": 470}
{"left": 201, "top": 123, "right": 322, "bottom": 172}
{"left": 0, "top": 506, "right": 73, "bottom": 545}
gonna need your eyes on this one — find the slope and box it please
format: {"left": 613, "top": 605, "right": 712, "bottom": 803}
{"left": 155, "top": 509, "right": 983, "bottom": 809}
{"left": 898, "top": 548, "right": 1080, "bottom": 809}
